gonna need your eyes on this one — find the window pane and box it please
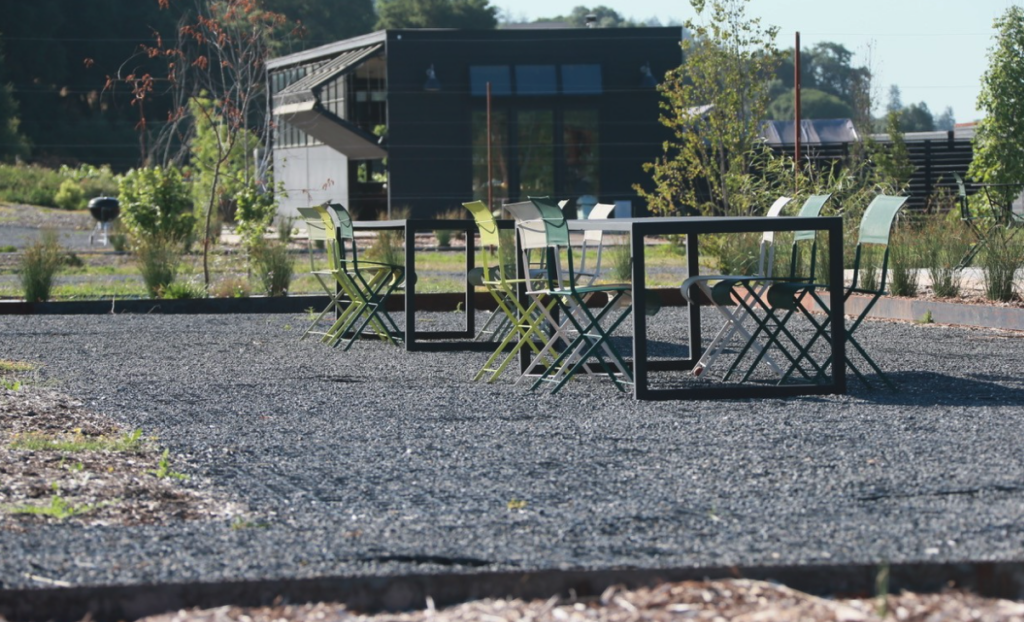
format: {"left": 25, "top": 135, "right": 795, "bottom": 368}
{"left": 515, "top": 65, "right": 557, "bottom": 96}
{"left": 470, "top": 66, "right": 512, "bottom": 97}
{"left": 561, "top": 64, "right": 602, "bottom": 95}
{"left": 563, "top": 110, "right": 599, "bottom": 196}
{"left": 518, "top": 110, "right": 554, "bottom": 197}
{"left": 471, "top": 110, "right": 509, "bottom": 206}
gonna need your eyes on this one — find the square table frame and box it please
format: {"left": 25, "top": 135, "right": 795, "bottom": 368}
{"left": 566, "top": 215, "right": 847, "bottom": 400}
{"left": 352, "top": 218, "right": 510, "bottom": 352}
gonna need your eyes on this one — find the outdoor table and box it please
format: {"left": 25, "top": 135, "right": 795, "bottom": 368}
{"left": 561, "top": 215, "right": 847, "bottom": 400}
{"left": 353, "top": 218, "right": 510, "bottom": 352}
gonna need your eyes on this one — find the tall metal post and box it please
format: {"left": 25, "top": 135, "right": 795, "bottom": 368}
{"left": 486, "top": 82, "right": 493, "bottom": 213}
{"left": 794, "top": 31, "right": 802, "bottom": 191}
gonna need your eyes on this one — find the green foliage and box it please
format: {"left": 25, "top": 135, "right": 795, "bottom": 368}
{"left": 250, "top": 239, "right": 294, "bottom": 297}
{"left": 18, "top": 229, "right": 64, "bottom": 302}
{"left": 872, "top": 111, "right": 915, "bottom": 191}
{"left": 6, "top": 483, "right": 99, "bottom": 521}
{"left": 58, "top": 164, "right": 121, "bottom": 200}
{"left": 0, "top": 164, "right": 64, "bottom": 207}
{"left": 188, "top": 96, "right": 263, "bottom": 225}
{"left": 233, "top": 181, "right": 279, "bottom": 249}
{"left": 376, "top": 0, "right": 498, "bottom": 29}
{"left": 134, "top": 235, "right": 183, "bottom": 298}
{"left": 118, "top": 166, "right": 196, "bottom": 244}
{"left": 54, "top": 178, "right": 86, "bottom": 210}
{"left": 887, "top": 226, "right": 919, "bottom": 297}
{"left": 969, "top": 5, "right": 1024, "bottom": 204}
{"left": 161, "top": 278, "right": 207, "bottom": 300}
{"left": 770, "top": 41, "right": 871, "bottom": 115}
{"left": 767, "top": 89, "right": 853, "bottom": 121}
{"left": 636, "top": 0, "right": 783, "bottom": 218}
{"left": 980, "top": 228, "right": 1024, "bottom": 302}
{"left": 276, "top": 215, "right": 297, "bottom": 243}
{"left": 261, "top": 0, "right": 376, "bottom": 52}
{"left": 147, "top": 449, "right": 189, "bottom": 480}
{"left": 10, "top": 428, "right": 145, "bottom": 453}
{"left": 918, "top": 215, "right": 967, "bottom": 298}
{"left": 535, "top": 5, "right": 643, "bottom": 27}
{"left": 210, "top": 276, "right": 252, "bottom": 298}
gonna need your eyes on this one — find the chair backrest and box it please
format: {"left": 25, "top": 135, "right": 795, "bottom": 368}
{"left": 782, "top": 194, "right": 831, "bottom": 281}
{"left": 463, "top": 200, "right": 499, "bottom": 246}
{"left": 858, "top": 195, "right": 908, "bottom": 246}
{"left": 851, "top": 194, "right": 908, "bottom": 292}
{"left": 506, "top": 201, "right": 547, "bottom": 250}
{"left": 582, "top": 202, "right": 616, "bottom": 243}
{"left": 576, "top": 202, "right": 618, "bottom": 283}
{"left": 529, "top": 196, "right": 576, "bottom": 288}
{"left": 298, "top": 206, "right": 328, "bottom": 242}
{"left": 315, "top": 202, "right": 360, "bottom": 268}
{"left": 793, "top": 194, "right": 832, "bottom": 241}
{"left": 759, "top": 196, "right": 793, "bottom": 245}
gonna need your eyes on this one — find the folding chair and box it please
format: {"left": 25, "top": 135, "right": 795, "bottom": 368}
{"left": 316, "top": 203, "right": 405, "bottom": 350}
{"left": 679, "top": 195, "right": 792, "bottom": 378}
{"left": 519, "top": 196, "right": 634, "bottom": 393}
{"left": 955, "top": 172, "right": 987, "bottom": 268}
{"left": 297, "top": 206, "right": 348, "bottom": 340}
{"left": 752, "top": 195, "right": 909, "bottom": 389}
{"left": 465, "top": 200, "right": 558, "bottom": 381}
{"left": 575, "top": 202, "right": 618, "bottom": 287}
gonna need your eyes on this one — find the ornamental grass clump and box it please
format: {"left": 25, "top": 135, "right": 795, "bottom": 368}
{"left": 919, "top": 215, "right": 968, "bottom": 298}
{"left": 980, "top": 228, "right": 1024, "bottom": 302}
{"left": 887, "top": 226, "right": 920, "bottom": 297}
{"left": 251, "top": 239, "right": 294, "bottom": 297}
{"left": 18, "top": 229, "right": 64, "bottom": 302}
{"left": 134, "top": 235, "right": 183, "bottom": 298}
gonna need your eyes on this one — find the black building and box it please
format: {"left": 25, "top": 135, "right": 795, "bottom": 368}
{"left": 268, "top": 27, "right": 682, "bottom": 219}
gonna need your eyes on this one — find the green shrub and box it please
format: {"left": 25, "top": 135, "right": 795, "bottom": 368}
{"left": 919, "top": 216, "right": 967, "bottom": 298}
{"left": 161, "top": 278, "right": 206, "bottom": 300}
{"left": 58, "top": 164, "right": 121, "bottom": 201}
{"left": 275, "top": 215, "right": 296, "bottom": 243}
{"left": 54, "top": 178, "right": 86, "bottom": 210}
{"left": 18, "top": 230, "right": 64, "bottom": 302}
{"left": 980, "top": 229, "right": 1024, "bottom": 302}
{"left": 210, "top": 276, "right": 251, "bottom": 298}
{"left": 118, "top": 166, "right": 196, "bottom": 245}
{"left": 135, "top": 236, "right": 183, "bottom": 298}
{"left": 887, "top": 227, "right": 919, "bottom": 297}
{"left": 250, "top": 240, "right": 293, "bottom": 297}
{"left": 0, "top": 164, "right": 64, "bottom": 207}
{"left": 233, "top": 182, "right": 278, "bottom": 250}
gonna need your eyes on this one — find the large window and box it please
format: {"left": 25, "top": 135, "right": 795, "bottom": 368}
{"left": 471, "top": 110, "right": 509, "bottom": 204}
{"left": 469, "top": 64, "right": 603, "bottom": 97}
{"left": 471, "top": 108, "right": 599, "bottom": 203}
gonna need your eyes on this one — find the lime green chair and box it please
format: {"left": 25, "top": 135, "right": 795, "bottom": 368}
{"left": 753, "top": 195, "right": 909, "bottom": 388}
{"left": 297, "top": 206, "right": 348, "bottom": 340}
{"left": 523, "top": 196, "right": 634, "bottom": 393}
{"left": 466, "top": 200, "right": 560, "bottom": 382}
{"left": 315, "top": 203, "right": 405, "bottom": 350}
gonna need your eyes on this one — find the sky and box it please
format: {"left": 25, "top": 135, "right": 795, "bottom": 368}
{"left": 500, "top": 0, "right": 1021, "bottom": 124}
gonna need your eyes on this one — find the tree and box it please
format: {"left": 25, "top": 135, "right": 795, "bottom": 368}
{"left": 0, "top": 34, "right": 30, "bottom": 162}
{"left": 969, "top": 5, "right": 1024, "bottom": 200}
{"left": 886, "top": 85, "right": 902, "bottom": 114}
{"left": 770, "top": 42, "right": 871, "bottom": 119}
{"left": 375, "top": 0, "right": 498, "bottom": 29}
{"left": 934, "top": 106, "right": 955, "bottom": 131}
{"left": 767, "top": 88, "right": 853, "bottom": 120}
{"left": 262, "top": 0, "right": 375, "bottom": 50}
{"left": 635, "top": 0, "right": 782, "bottom": 217}
{"left": 119, "top": 0, "right": 293, "bottom": 287}
{"left": 536, "top": 6, "right": 642, "bottom": 28}
{"left": 899, "top": 102, "right": 934, "bottom": 132}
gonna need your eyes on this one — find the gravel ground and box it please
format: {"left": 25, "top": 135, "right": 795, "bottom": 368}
{"left": 2, "top": 308, "right": 1024, "bottom": 591}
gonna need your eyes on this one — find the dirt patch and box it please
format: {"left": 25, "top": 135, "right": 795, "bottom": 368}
{"left": 132, "top": 579, "right": 1024, "bottom": 622}
{"left": 0, "top": 375, "right": 246, "bottom": 530}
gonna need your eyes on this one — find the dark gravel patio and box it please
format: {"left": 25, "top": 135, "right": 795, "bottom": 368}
{"left": 1, "top": 308, "right": 1023, "bottom": 590}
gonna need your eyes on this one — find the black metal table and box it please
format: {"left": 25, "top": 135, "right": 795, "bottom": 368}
{"left": 568, "top": 215, "right": 847, "bottom": 400}
{"left": 353, "top": 218, "right": 506, "bottom": 352}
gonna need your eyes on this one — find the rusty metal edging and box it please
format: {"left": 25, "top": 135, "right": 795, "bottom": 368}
{"left": 3, "top": 561, "right": 1024, "bottom": 622}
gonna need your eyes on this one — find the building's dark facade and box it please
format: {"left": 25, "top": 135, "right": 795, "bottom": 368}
{"left": 268, "top": 27, "right": 682, "bottom": 218}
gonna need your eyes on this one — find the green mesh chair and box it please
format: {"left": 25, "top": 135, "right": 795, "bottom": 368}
{"left": 521, "top": 196, "right": 634, "bottom": 393}
{"left": 753, "top": 195, "right": 909, "bottom": 388}
{"left": 679, "top": 195, "right": 793, "bottom": 378}
{"left": 297, "top": 206, "right": 349, "bottom": 340}
{"left": 701, "top": 194, "right": 832, "bottom": 383}
{"left": 315, "top": 203, "right": 405, "bottom": 350}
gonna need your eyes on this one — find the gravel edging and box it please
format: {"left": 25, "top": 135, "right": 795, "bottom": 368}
{"left": 2, "top": 309, "right": 1024, "bottom": 591}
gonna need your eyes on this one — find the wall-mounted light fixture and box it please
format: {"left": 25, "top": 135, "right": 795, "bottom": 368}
{"left": 424, "top": 64, "right": 441, "bottom": 92}
{"left": 640, "top": 62, "right": 657, "bottom": 88}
